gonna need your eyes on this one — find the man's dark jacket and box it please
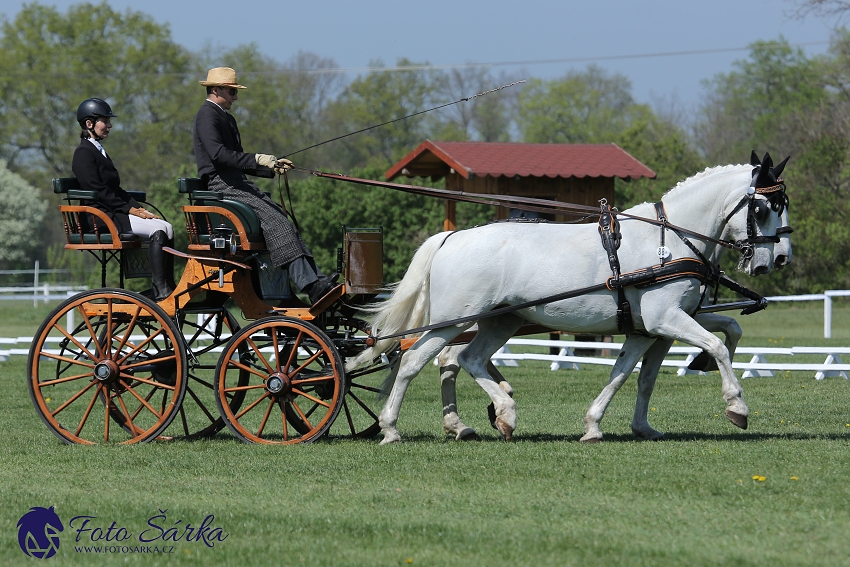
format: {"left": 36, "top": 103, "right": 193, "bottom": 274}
{"left": 72, "top": 138, "right": 138, "bottom": 234}
{"left": 193, "top": 100, "right": 273, "bottom": 183}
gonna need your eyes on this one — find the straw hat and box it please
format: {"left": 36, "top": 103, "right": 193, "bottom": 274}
{"left": 199, "top": 67, "right": 247, "bottom": 89}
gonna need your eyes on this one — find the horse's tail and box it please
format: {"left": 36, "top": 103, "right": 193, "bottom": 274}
{"left": 345, "top": 231, "right": 451, "bottom": 371}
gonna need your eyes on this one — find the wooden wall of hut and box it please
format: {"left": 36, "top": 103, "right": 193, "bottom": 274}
{"left": 445, "top": 173, "right": 614, "bottom": 223}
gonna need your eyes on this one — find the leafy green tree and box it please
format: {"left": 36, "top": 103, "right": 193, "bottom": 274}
{"left": 321, "top": 60, "right": 435, "bottom": 171}
{"left": 0, "top": 160, "right": 47, "bottom": 269}
{"left": 288, "top": 167, "right": 491, "bottom": 282}
{"left": 697, "top": 36, "right": 850, "bottom": 293}
{"left": 517, "top": 66, "right": 637, "bottom": 144}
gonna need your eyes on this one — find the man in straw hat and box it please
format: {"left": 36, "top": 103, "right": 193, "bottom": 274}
{"left": 193, "top": 67, "right": 339, "bottom": 304}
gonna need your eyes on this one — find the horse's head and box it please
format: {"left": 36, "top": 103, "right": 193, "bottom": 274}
{"left": 722, "top": 151, "right": 790, "bottom": 276}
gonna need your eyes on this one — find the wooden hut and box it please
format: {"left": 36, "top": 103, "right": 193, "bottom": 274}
{"left": 386, "top": 141, "right": 656, "bottom": 229}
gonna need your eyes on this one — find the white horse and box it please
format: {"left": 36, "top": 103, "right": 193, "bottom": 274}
{"left": 436, "top": 180, "right": 794, "bottom": 441}
{"left": 349, "top": 157, "right": 789, "bottom": 444}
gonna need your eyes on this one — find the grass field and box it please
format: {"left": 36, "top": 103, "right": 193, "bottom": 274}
{"left": 0, "top": 299, "right": 849, "bottom": 566}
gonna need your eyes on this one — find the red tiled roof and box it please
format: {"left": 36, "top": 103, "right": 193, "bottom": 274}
{"left": 385, "top": 140, "right": 656, "bottom": 181}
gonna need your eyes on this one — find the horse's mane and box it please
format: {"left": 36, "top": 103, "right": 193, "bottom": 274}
{"left": 660, "top": 164, "right": 747, "bottom": 200}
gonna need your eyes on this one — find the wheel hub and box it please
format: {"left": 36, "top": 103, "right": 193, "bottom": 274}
{"left": 266, "top": 373, "right": 291, "bottom": 395}
{"left": 93, "top": 359, "right": 119, "bottom": 383}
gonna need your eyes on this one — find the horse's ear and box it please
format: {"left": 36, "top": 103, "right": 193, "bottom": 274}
{"left": 762, "top": 152, "right": 774, "bottom": 170}
{"left": 750, "top": 150, "right": 760, "bottom": 166}
{"left": 772, "top": 156, "right": 790, "bottom": 179}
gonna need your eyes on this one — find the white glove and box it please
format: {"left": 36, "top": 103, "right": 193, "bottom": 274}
{"left": 255, "top": 154, "right": 277, "bottom": 168}
{"left": 274, "top": 158, "right": 294, "bottom": 174}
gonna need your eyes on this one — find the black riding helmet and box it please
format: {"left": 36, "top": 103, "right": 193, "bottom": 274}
{"left": 77, "top": 98, "right": 116, "bottom": 140}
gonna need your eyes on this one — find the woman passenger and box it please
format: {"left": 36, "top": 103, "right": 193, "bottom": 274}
{"left": 72, "top": 98, "right": 175, "bottom": 301}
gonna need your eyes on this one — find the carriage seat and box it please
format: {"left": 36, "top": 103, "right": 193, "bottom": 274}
{"left": 179, "top": 177, "right": 266, "bottom": 251}
{"left": 54, "top": 177, "right": 144, "bottom": 248}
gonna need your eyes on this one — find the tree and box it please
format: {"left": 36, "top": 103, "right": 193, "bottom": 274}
{"left": 0, "top": 160, "right": 47, "bottom": 269}
{"left": 321, "top": 59, "right": 435, "bottom": 170}
{"left": 696, "top": 36, "right": 850, "bottom": 293}
{"left": 517, "top": 66, "right": 637, "bottom": 144}
{"left": 288, "top": 167, "right": 491, "bottom": 282}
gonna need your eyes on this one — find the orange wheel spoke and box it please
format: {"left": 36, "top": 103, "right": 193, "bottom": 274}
{"left": 118, "top": 373, "right": 175, "bottom": 391}
{"left": 51, "top": 380, "right": 97, "bottom": 417}
{"left": 114, "top": 392, "right": 142, "bottom": 436}
{"left": 80, "top": 305, "right": 106, "bottom": 360}
{"left": 104, "top": 398, "right": 110, "bottom": 442}
{"left": 256, "top": 399, "right": 275, "bottom": 437}
{"left": 226, "top": 358, "right": 271, "bottom": 380}
{"left": 291, "top": 375, "right": 335, "bottom": 385}
{"left": 235, "top": 392, "right": 271, "bottom": 420}
{"left": 56, "top": 323, "right": 98, "bottom": 362}
{"left": 114, "top": 304, "right": 142, "bottom": 359}
{"left": 115, "top": 328, "right": 165, "bottom": 365}
{"left": 290, "top": 400, "right": 313, "bottom": 430}
{"left": 245, "top": 337, "right": 274, "bottom": 374}
{"left": 39, "top": 371, "right": 95, "bottom": 387}
{"left": 292, "top": 388, "right": 331, "bottom": 408}
{"left": 224, "top": 382, "right": 266, "bottom": 393}
{"left": 75, "top": 384, "right": 102, "bottom": 437}
{"left": 119, "top": 379, "right": 163, "bottom": 420}
{"left": 272, "top": 331, "right": 281, "bottom": 373}
{"left": 122, "top": 353, "right": 177, "bottom": 371}
{"left": 290, "top": 349, "right": 324, "bottom": 377}
{"left": 37, "top": 351, "right": 95, "bottom": 370}
{"left": 284, "top": 331, "right": 303, "bottom": 374}
{"left": 106, "top": 299, "right": 114, "bottom": 357}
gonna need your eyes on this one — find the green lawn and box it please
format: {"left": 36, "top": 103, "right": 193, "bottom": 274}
{"left": 1, "top": 299, "right": 849, "bottom": 566}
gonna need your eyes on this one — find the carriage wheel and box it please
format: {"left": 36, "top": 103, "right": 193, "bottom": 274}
{"left": 325, "top": 319, "right": 386, "bottom": 439}
{"left": 27, "top": 289, "right": 187, "bottom": 444}
{"left": 166, "top": 308, "right": 248, "bottom": 439}
{"left": 214, "top": 317, "right": 345, "bottom": 444}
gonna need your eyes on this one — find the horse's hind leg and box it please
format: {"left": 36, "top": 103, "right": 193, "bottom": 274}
{"left": 581, "top": 334, "right": 656, "bottom": 443}
{"left": 457, "top": 316, "right": 524, "bottom": 440}
{"left": 631, "top": 338, "right": 673, "bottom": 440}
{"left": 438, "top": 345, "right": 477, "bottom": 440}
{"left": 380, "top": 327, "right": 466, "bottom": 444}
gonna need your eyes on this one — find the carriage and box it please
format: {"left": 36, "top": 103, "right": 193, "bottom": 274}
{"left": 28, "top": 151, "right": 790, "bottom": 446}
{"left": 28, "top": 176, "right": 393, "bottom": 445}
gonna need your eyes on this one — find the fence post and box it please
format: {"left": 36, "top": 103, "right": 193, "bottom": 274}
{"left": 825, "top": 293, "right": 832, "bottom": 339}
{"left": 66, "top": 290, "right": 76, "bottom": 331}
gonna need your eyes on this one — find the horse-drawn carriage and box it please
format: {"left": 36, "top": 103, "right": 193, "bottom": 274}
{"left": 28, "top": 151, "right": 792, "bottom": 446}
{"left": 28, "top": 176, "right": 390, "bottom": 445}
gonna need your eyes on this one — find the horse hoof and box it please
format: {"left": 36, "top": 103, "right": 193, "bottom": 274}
{"left": 632, "top": 429, "right": 665, "bottom": 441}
{"left": 456, "top": 427, "right": 478, "bottom": 441}
{"left": 579, "top": 434, "right": 602, "bottom": 443}
{"left": 726, "top": 409, "right": 748, "bottom": 430}
{"left": 380, "top": 431, "right": 402, "bottom": 445}
{"left": 494, "top": 416, "right": 513, "bottom": 441}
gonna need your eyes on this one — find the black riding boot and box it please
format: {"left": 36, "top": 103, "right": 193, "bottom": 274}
{"left": 165, "top": 236, "right": 177, "bottom": 290}
{"left": 149, "top": 231, "right": 174, "bottom": 301}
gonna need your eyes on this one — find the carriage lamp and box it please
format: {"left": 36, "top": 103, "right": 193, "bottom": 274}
{"left": 211, "top": 224, "right": 234, "bottom": 252}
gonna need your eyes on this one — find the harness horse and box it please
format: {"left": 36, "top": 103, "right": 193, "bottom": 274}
{"left": 348, "top": 153, "right": 791, "bottom": 444}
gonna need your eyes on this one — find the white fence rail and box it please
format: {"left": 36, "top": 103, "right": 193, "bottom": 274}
{"left": 6, "top": 334, "right": 849, "bottom": 380}
{"left": 489, "top": 339, "right": 849, "bottom": 380}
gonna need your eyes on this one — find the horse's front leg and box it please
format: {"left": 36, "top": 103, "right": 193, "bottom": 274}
{"left": 649, "top": 310, "right": 748, "bottom": 429}
{"left": 631, "top": 338, "right": 673, "bottom": 440}
{"left": 581, "top": 334, "right": 656, "bottom": 443}
{"left": 437, "top": 345, "right": 477, "bottom": 440}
